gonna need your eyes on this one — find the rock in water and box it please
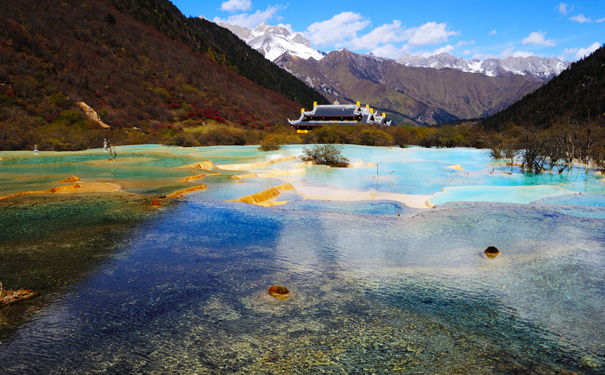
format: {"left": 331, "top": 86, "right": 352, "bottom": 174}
{"left": 484, "top": 246, "right": 500, "bottom": 259}
{"left": 1, "top": 289, "right": 37, "bottom": 308}
{"left": 268, "top": 285, "right": 290, "bottom": 300}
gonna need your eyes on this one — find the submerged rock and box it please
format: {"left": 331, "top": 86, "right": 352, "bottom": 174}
{"left": 268, "top": 285, "right": 290, "bottom": 300}
{"left": 1, "top": 289, "right": 37, "bottom": 308}
{"left": 484, "top": 246, "right": 500, "bottom": 259}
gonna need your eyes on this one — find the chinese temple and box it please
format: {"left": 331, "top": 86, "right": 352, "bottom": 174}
{"left": 288, "top": 101, "right": 391, "bottom": 133}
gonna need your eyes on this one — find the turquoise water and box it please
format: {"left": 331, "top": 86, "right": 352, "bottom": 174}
{"left": 2, "top": 145, "right": 603, "bottom": 202}
{"left": 0, "top": 145, "right": 604, "bottom": 373}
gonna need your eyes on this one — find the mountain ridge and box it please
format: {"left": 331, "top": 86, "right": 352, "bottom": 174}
{"left": 481, "top": 44, "right": 605, "bottom": 130}
{"left": 277, "top": 49, "right": 544, "bottom": 125}
{"left": 397, "top": 52, "right": 570, "bottom": 81}
{"left": 221, "top": 22, "right": 325, "bottom": 62}
{"left": 221, "top": 22, "right": 571, "bottom": 81}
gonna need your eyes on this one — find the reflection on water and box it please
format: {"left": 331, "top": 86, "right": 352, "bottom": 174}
{"left": 0, "top": 145, "right": 604, "bottom": 373}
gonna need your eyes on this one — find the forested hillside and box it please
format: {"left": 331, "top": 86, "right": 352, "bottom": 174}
{"left": 0, "top": 0, "right": 326, "bottom": 150}
{"left": 482, "top": 44, "right": 605, "bottom": 131}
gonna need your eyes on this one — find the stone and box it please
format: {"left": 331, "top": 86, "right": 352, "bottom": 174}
{"left": 151, "top": 199, "right": 162, "bottom": 207}
{"left": 1, "top": 289, "right": 37, "bottom": 308}
{"left": 268, "top": 285, "right": 290, "bottom": 300}
{"left": 484, "top": 246, "right": 500, "bottom": 259}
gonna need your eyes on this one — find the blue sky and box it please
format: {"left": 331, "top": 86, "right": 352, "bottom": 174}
{"left": 171, "top": 0, "right": 604, "bottom": 61}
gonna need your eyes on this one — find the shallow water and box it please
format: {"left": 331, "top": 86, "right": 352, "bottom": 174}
{"left": 0, "top": 145, "right": 604, "bottom": 373}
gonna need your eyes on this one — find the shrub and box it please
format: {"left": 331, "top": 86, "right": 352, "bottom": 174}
{"left": 300, "top": 144, "right": 349, "bottom": 167}
{"left": 356, "top": 128, "right": 394, "bottom": 146}
{"left": 259, "top": 133, "right": 283, "bottom": 151}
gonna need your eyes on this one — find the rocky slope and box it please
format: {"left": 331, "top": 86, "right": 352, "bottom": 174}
{"left": 277, "top": 49, "right": 544, "bottom": 125}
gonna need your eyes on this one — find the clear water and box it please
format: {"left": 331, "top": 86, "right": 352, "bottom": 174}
{"left": 1, "top": 145, "right": 604, "bottom": 374}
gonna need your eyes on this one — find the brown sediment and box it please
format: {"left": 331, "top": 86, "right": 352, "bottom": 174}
{"left": 165, "top": 184, "right": 207, "bottom": 198}
{"left": 228, "top": 183, "right": 295, "bottom": 206}
{"left": 0, "top": 181, "right": 128, "bottom": 201}
{"left": 1, "top": 289, "right": 38, "bottom": 308}
{"left": 179, "top": 160, "right": 216, "bottom": 170}
{"left": 58, "top": 176, "right": 81, "bottom": 183}
{"left": 180, "top": 172, "right": 220, "bottom": 182}
{"left": 0, "top": 183, "right": 81, "bottom": 201}
{"left": 268, "top": 285, "right": 291, "bottom": 300}
{"left": 217, "top": 156, "right": 297, "bottom": 171}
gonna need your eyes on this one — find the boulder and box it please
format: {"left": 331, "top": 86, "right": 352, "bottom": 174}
{"left": 484, "top": 246, "right": 500, "bottom": 259}
{"left": 268, "top": 285, "right": 290, "bottom": 300}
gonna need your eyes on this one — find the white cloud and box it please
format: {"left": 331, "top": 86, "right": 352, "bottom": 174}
{"left": 557, "top": 3, "right": 569, "bottom": 15}
{"left": 512, "top": 51, "right": 534, "bottom": 58}
{"left": 433, "top": 45, "right": 455, "bottom": 55}
{"left": 213, "top": 6, "right": 281, "bottom": 29}
{"left": 370, "top": 44, "right": 412, "bottom": 59}
{"left": 455, "top": 40, "right": 474, "bottom": 48}
{"left": 574, "top": 42, "right": 600, "bottom": 59}
{"left": 522, "top": 31, "right": 556, "bottom": 46}
{"left": 349, "top": 20, "right": 404, "bottom": 50}
{"left": 489, "top": 30, "right": 497, "bottom": 36}
{"left": 220, "top": 0, "right": 251, "bottom": 12}
{"left": 348, "top": 20, "right": 458, "bottom": 52}
{"left": 559, "top": 47, "right": 577, "bottom": 60}
{"left": 305, "top": 12, "right": 371, "bottom": 47}
{"left": 570, "top": 14, "right": 592, "bottom": 23}
{"left": 403, "top": 22, "right": 459, "bottom": 46}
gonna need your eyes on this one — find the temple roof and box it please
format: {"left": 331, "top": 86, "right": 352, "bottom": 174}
{"left": 308, "top": 105, "right": 359, "bottom": 117}
{"left": 289, "top": 101, "right": 391, "bottom": 127}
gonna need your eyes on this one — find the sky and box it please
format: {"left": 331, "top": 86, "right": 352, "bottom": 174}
{"left": 170, "top": 0, "right": 604, "bottom": 61}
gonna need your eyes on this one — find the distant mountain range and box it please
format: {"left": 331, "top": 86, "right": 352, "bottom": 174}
{"left": 221, "top": 22, "right": 575, "bottom": 125}
{"left": 276, "top": 49, "right": 543, "bottom": 125}
{"left": 221, "top": 22, "right": 570, "bottom": 81}
{"left": 397, "top": 53, "right": 570, "bottom": 81}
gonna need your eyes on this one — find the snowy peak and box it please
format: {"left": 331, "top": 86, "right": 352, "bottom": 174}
{"left": 221, "top": 22, "right": 569, "bottom": 81}
{"left": 396, "top": 52, "right": 571, "bottom": 81}
{"left": 221, "top": 22, "right": 325, "bottom": 62}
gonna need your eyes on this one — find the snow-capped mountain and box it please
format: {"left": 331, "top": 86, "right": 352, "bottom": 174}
{"left": 221, "top": 22, "right": 325, "bottom": 62}
{"left": 221, "top": 22, "right": 570, "bottom": 81}
{"left": 396, "top": 52, "right": 571, "bottom": 81}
